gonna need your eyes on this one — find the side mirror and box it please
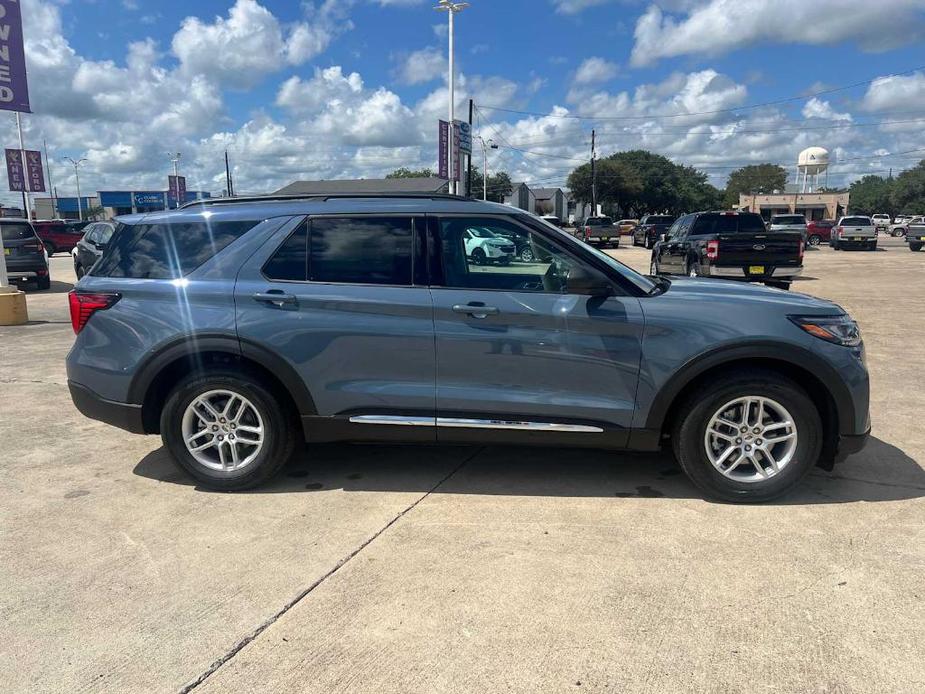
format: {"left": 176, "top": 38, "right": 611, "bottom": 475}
{"left": 566, "top": 267, "right": 613, "bottom": 297}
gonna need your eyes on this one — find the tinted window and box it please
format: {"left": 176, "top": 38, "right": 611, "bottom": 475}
{"left": 264, "top": 223, "right": 307, "bottom": 281}
{"left": 772, "top": 215, "right": 805, "bottom": 225}
{"left": 309, "top": 217, "right": 412, "bottom": 285}
{"left": 692, "top": 213, "right": 766, "bottom": 235}
{"left": 97, "top": 225, "right": 115, "bottom": 245}
{"left": 841, "top": 217, "right": 872, "bottom": 226}
{"left": 648, "top": 216, "right": 675, "bottom": 225}
{"left": 1, "top": 223, "right": 35, "bottom": 241}
{"left": 93, "top": 219, "right": 259, "bottom": 279}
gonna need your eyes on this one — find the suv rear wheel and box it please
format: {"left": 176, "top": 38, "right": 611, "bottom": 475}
{"left": 672, "top": 370, "right": 822, "bottom": 502}
{"left": 160, "top": 370, "right": 298, "bottom": 490}
{"left": 807, "top": 234, "right": 821, "bottom": 246}
{"left": 910, "top": 242, "right": 923, "bottom": 252}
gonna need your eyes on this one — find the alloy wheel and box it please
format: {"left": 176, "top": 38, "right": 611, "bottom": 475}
{"left": 703, "top": 396, "right": 798, "bottom": 483}
{"left": 181, "top": 389, "right": 265, "bottom": 472}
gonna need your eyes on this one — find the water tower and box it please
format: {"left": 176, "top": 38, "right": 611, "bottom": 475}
{"left": 797, "top": 146, "right": 829, "bottom": 193}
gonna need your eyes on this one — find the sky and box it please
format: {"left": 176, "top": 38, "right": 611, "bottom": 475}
{"left": 8, "top": 0, "right": 925, "bottom": 208}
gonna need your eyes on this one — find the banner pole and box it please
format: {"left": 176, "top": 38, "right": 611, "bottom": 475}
{"left": 16, "top": 111, "right": 30, "bottom": 222}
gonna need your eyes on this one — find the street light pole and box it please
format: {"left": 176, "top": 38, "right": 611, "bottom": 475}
{"left": 64, "top": 157, "right": 87, "bottom": 222}
{"left": 435, "top": 1, "right": 469, "bottom": 196}
{"left": 168, "top": 152, "right": 182, "bottom": 208}
{"left": 478, "top": 136, "right": 497, "bottom": 201}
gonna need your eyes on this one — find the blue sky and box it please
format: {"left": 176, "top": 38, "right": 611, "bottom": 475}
{"left": 8, "top": 0, "right": 925, "bottom": 206}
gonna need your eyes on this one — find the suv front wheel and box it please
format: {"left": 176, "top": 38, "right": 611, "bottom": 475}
{"left": 672, "top": 370, "right": 822, "bottom": 502}
{"left": 160, "top": 370, "right": 298, "bottom": 490}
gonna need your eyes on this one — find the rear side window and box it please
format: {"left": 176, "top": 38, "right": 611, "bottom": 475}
{"left": 309, "top": 217, "right": 412, "bottom": 285}
{"left": 93, "top": 219, "right": 259, "bottom": 279}
{"left": 1, "top": 223, "right": 35, "bottom": 241}
{"left": 692, "top": 213, "right": 766, "bottom": 235}
{"left": 841, "top": 217, "right": 871, "bottom": 226}
{"left": 648, "top": 216, "right": 675, "bottom": 225}
{"left": 772, "top": 215, "right": 805, "bottom": 225}
{"left": 263, "top": 223, "right": 308, "bottom": 281}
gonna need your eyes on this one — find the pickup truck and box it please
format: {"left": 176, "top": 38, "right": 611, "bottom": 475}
{"left": 905, "top": 217, "right": 925, "bottom": 252}
{"left": 651, "top": 210, "right": 804, "bottom": 290}
{"left": 576, "top": 216, "right": 619, "bottom": 248}
{"left": 832, "top": 216, "right": 877, "bottom": 251}
{"left": 871, "top": 214, "right": 891, "bottom": 234}
{"left": 768, "top": 214, "right": 807, "bottom": 237}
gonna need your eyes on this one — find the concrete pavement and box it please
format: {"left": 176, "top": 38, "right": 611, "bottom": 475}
{"left": 1, "top": 241, "right": 923, "bottom": 693}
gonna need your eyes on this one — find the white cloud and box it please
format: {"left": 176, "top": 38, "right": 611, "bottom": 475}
{"left": 552, "top": 0, "right": 616, "bottom": 14}
{"left": 631, "top": 0, "right": 925, "bottom": 67}
{"left": 802, "top": 97, "right": 852, "bottom": 122}
{"left": 862, "top": 71, "right": 925, "bottom": 112}
{"left": 394, "top": 47, "right": 445, "bottom": 85}
{"left": 574, "top": 57, "right": 618, "bottom": 84}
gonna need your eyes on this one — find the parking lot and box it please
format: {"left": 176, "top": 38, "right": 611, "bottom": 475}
{"left": 2, "top": 237, "right": 923, "bottom": 692}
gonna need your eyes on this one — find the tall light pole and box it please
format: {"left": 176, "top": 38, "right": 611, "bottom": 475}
{"left": 435, "top": 0, "right": 469, "bottom": 195}
{"left": 168, "top": 152, "right": 182, "bottom": 208}
{"left": 478, "top": 136, "right": 497, "bottom": 201}
{"left": 64, "top": 157, "right": 87, "bottom": 222}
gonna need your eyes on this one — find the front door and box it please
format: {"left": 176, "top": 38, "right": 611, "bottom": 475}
{"left": 234, "top": 214, "right": 436, "bottom": 441}
{"left": 428, "top": 215, "right": 644, "bottom": 445}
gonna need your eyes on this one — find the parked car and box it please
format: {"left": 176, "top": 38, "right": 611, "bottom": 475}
{"left": 831, "top": 216, "right": 877, "bottom": 251}
{"left": 1, "top": 219, "right": 50, "bottom": 289}
{"left": 805, "top": 219, "right": 835, "bottom": 246}
{"left": 633, "top": 215, "right": 676, "bottom": 249}
{"left": 905, "top": 217, "right": 925, "bottom": 252}
{"left": 539, "top": 214, "right": 565, "bottom": 228}
{"left": 889, "top": 215, "right": 920, "bottom": 237}
{"left": 33, "top": 219, "right": 84, "bottom": 256}
{"left": 578, "top": 216, "right": 619, "bottom": 247}
{"left": 66, "top": 194, "right": 870, "bottom": 502}
{"left": 871, "top": 214, "right": 891, "bottom": 234}
{"left": 72, "top": 220, "right": 116, "bottom": 278}
{"left": 615, "top": 219, "right": 639, "bottom": 235}
{"left": 464, "top": 226, "right": 515, "bottom": 265}
{"left": 650, "top": 211, "right": 804, "bottom": 290}
{"left": 768, "top": 214, "right": 807, "bottom": 238}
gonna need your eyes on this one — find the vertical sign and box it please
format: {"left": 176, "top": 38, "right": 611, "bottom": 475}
{"left": 5, "top": 148, "right": 23, "bottom": 191}
{"left": 177, "top": 175, "right": 187, "bottom": 204}
{"left": 0, "top": 0, "right": 30, "bottom": 113}
{"left": 438, "top": 120, "right": 449, "bottom": 179}
{"left": 452, "top": 123, "right": 461, "bottom": 182}
{"left": 454, "top": 120, "right": 472, "bottom": 155}
{"left": 168, "top": 175, "right": 179, "bottom": 200}
{"left": 25, "top": 150, "right": 44, "bottom": 192}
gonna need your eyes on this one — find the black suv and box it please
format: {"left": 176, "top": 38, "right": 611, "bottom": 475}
{"left": 2, "top": 219, "right": 50, "bottom": 290}
{"left": 73, "top": 221, "right": 116, "bottom": 278}
{"left": 651, "top": 211, "right": 804, "bottom": 290}
{"left": 633, "top": 215, "right": 676, "bottom": 249}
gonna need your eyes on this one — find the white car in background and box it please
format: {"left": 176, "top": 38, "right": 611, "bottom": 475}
{"left": 464, "top": 226, "right": 516, "bottom": 265}
{"left": 871, "top": 214, "right": 891, "bottom": 234}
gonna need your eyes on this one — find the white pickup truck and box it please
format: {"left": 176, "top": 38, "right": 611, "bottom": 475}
{"left": 871, "top": 214, "right": 891, "bottom": 234}
{"left": 832, "top": 216, "right": 877, "bottom": 251}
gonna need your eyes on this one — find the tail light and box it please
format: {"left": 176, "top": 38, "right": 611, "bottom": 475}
{"left": 68, "top": 291, "right": 121, "bottom": 334}
{"left": 706, "top": 240, "right": 720, "bottom": 260}
{"left": 798, "top": 238, "right": 805, "bottom": 262}
{"left": 835, "top": 226, "right": 843, "bottom": 236}
{"left": 584, "top": 225, "right": 591, "bottom": 240}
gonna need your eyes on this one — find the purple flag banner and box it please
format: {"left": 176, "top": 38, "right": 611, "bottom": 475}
{"left": 0, "top": 1, "right": 31, "bottom": 113}
{"left": 177, "top": 175, "right": 187, "bottom": 203}
{"left": 25, "top": 150, "right": 44, "bottom": 192}
{"left": 5, "top": 148, "right": 24, "bottom": 191}
{"left": 452, "top": 123, "right": 461, "bottom": 182}
{"left": 168, "top": 175, "right": 179, "bottom": 200}
{"left": 438, "top": 120, "right": 449, "bottom": 179}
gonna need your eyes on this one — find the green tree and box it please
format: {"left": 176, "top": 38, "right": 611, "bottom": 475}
{"left": 566, "top": 158, "right": 642, "bottom": 216}
{"left": 385, "top": 167, "right": 435, "bottom": 179}
{"left": 468, "top": 168, "right": 512, "bottom": 203}
{"left": 608, "top": 150, "right": 701, "bottom": 215}
{"left": 891, "top": 160, "right": 925, "bottom": 214}
{"left": 849, "top": 175, "right": 893, "bottom": 215}
{"left": 724, "top": 164, "right": 788, "bottom": 208}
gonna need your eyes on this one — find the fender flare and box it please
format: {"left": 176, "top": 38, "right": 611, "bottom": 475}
{"left": 644, "top": 341, "right": 856, "bottom": 434}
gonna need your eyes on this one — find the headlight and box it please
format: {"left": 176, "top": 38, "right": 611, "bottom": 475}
{"left": 790, "top": 314, "right": 861, "bottom": 347}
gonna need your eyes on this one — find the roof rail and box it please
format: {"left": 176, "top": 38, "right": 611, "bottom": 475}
{"left": 179, "top": 192, "right": 468, "bottom": 210}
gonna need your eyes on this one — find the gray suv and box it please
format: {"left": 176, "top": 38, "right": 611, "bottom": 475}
{"left": 66, "top": 194, "right": 870, "bottom": 502}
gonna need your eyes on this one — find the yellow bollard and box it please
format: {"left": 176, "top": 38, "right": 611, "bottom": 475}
{"left": 0, "top": 285, "right": 28, "bottom": 325}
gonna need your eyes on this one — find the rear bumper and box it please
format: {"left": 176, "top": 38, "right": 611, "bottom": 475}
{"left": 69, "top": 381, "right": 146, "bottom": 434}
{"left": 704, "top": 266, "right": 803, "bottom": 279}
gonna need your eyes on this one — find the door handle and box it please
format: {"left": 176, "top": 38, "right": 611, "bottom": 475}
{"left": 253, "top": 291, "right": 297, "bottom": 307}
{"left": 452, "top": 303, "right": 499, "bottom": 318}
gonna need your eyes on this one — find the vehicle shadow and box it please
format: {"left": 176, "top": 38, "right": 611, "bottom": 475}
{"left": 17, "top": 280, "right": 75, "bottom": 294}
{"left": 133, "top": 435, "right": 923, "bottom": 505}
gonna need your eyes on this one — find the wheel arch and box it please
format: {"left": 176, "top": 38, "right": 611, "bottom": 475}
{"left": 128, "top": 335, "right": 316, "bottom": 434}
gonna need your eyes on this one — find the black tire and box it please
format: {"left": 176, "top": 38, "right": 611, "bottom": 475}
{"left": 160, "top": 370, "right": 298, "bottom": 491}
{"left": 75, "top": 264, "right": 85, "bottom": 279}
{"left": 910, "top": 242, "right": 923, "bottom": 252}
{"left": 36, "top": 275, "right": 51, "bottom": 290}
{"left": 45, "top": 242, "right": 56, "bottom": 257}
{"left": 685, "top": 258, "right": 701, "bottom": 278}
{"left": 672, "top": 369, "right": 822, "bottom": 503}
{"left": 868, "top": 242, "right": 877, "bottom": 251}
{"left": 643, "top": 236, "right": 651, "bottom": 250}
{"left": 808, "top": 234, "right": 821, "bottom": 247}
{"left": 471, "top": 248, "right": 486, "bottom": 265}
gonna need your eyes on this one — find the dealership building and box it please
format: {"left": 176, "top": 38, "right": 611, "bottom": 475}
{"left": 738, "top": 188, "right": 850, "bottom": 221}
{"left": 34, "top": 189, "right": 212, "bottom": 220}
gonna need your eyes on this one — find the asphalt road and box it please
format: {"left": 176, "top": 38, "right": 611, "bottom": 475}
{"left": 1, "top": 238, "right": 923, "bottom": 693}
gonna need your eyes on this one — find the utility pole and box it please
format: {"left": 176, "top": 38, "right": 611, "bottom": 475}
{"left": 466, "top": 98, "right": 473, "bottom": 198}
{"left": 168, "top": 152, "right": 181, "bottom": 208}
{"left": 435, "top": 0, "right": 469, "bottom": 195}
{"left": 590, "top": 129, "right": 597, "bottom": 217}
{"left": 64, "top": 157, "right": 87, "bottom": 222}
{"left": 43, "top": 140, "right": 57, "bottom": 219}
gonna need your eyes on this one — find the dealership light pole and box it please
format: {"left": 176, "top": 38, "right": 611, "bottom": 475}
{"left": 64, "top": 157, "right": 87, "bottom": 221}
{"left": 478, "top": 136, "right": 497, "bottom": 201}
{"left": 435, "top": 0, "right": 468, "bottom": 195}
{"left": 168, "top": 152, "right": 182, "bottom": 208}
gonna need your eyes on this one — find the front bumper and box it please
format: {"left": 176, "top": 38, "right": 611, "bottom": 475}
{"left": 69, "top": 381, "right": 146, "bottom": 434}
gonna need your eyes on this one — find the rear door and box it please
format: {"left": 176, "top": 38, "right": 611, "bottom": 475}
{"left": 658, "top": 215, "right": 691, "bottom": 274}
{"left": 428, "top": 214, "right": 644, "bottom": 442}
{"left": 234, "top": 214, "right": 437, "bottom": 440}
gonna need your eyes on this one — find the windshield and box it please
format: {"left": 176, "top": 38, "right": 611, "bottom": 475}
{"left": 525, "top": 214, "right": 657, "bottom": 294}
{"left": 772, "top": 215, "right": 805, "bottom": 225}
{"left": 0, "top": 223, "right": 35, "bottom": 241}
{"left": 468, "top": 227, "right": 497, "bottom": 238}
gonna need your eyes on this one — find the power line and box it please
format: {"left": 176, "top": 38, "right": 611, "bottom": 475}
{"left": 477, "top": 65, "right": 925, "bottom": 122}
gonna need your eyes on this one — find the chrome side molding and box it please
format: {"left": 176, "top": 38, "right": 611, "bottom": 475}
{"left": 348, "top": 415, "right": 602, "bottom": 433}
